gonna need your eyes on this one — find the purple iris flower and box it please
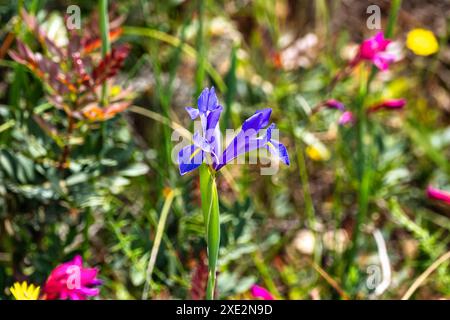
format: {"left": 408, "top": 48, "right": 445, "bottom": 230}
{"left": 178, "top": 87, "right": 289, "bottom": 175}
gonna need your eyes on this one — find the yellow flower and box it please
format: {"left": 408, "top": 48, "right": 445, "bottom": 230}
{"left": 306, "top": 145, "right": 330, "bottom": 162}
{"left": 9, "top": 281, "right": 40, "bottom": 300}
{"left": 406, "top": 28, "right": 439, "bottom": 56}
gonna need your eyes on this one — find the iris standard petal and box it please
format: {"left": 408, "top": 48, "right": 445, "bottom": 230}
{"left": 206, "top": 87, "right": 218, "bottom": 111}
{"left": 197, "top": 87, "right": 218, "bottom": 113}
{"left": 193, "top": 131, "right": 212, "bottom": 153}
{"left": 185, "top": 106, "right": 200, "bottom": 119}
{"left": 205, "top": 105, "right": 223, "bottom": 139}
{"left": 266, "top": 123, "right": 275, "bottom": 141}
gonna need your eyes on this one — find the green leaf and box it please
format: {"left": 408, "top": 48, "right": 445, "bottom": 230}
{"left": 199, "top": 164, "right": 220, "bottom": 300}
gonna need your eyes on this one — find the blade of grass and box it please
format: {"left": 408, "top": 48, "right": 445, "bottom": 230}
{"left": 252, "top": 251, "right": 282, "bottom": 299}
{"left": 99, "top": 0, "right": 111, "bottom": 107}
{"left": 142, "top": 188, "right": 178, "bottom": 300}
{"left": 343, "top": 65, "right": 370, "bottom": 290}
{"left": 195, "top": 0, "right": 205, "bottom": 95}
{"left": 310, "top": 260, "right": 349, "bottom": 300}
{"left": 222, "top": 46, "right": 237, "bottom": 129}
{"left": 401, "top": 250, "right": 450, "bottom": 300}
{"left": 385, "top": 0, "right": 402, "bottom": 38}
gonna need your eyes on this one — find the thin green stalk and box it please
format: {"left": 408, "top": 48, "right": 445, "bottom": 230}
{"left": 99, "top": 0, "right": 111, "bottom": 106}
{"left": 342, "top": 0, "right": 402, "bottom": 290}
{"left": 142, "top": 189, "right": 177, "bottom": 300}
{"left": 296, "top": 142, "right": 315, "bottom": 228}
{"left": 199, "top": 164, "right": 220, "bottom": 300}
{"left": 252, "top": 251, "right": 281, "bottom": 299}
{"left": 385, "top": 0, "right": 402, "bottom": 39}
{"left": 343, "top": 67, "right": 369, "bottom": 288}
{"left": 222, "top": 46, "right": 237, "bottom": 129}
{"left": 295, "top": 141, "right": 321, "bottom": 266}
{"left": 195, "top": 0, "right": 205, "bottom": 96}
{"left": 98, "top": 0, "right": 111, "bottom": 157}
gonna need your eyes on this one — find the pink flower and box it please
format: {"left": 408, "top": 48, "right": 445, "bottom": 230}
{"left": 427, "top": 186, "right": 450, "bottom": 205}
{"left": 356, "top": 32, "right": 395, "bottom": 71}
{"left": 368, "top": 98, "right": 406, "bottom": 113}
{"left": 338, "top": 111, "right": 354, "bottom": 125}
{"left": 43, "top": 255, "right": 102, "bottom": 300}
{"left": 251, "top": 285, "right": 275, "bottom": 300}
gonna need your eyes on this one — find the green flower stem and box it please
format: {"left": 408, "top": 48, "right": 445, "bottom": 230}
{"left": 343, "top": 66, "right": 369, "bottom": 288}
{"left": 385, "top": 0, "right": 402, "bottom": 39}
{"left": 99, "top": 0, "right": 110, "bottom": 107}
{"left": 342, "top": 0, "right": 402, "bottom": 290}
{"left": 295, "top": 141, "right": 321, "bottom": 266}
{"left": 199, "top": 164, "right": 220, "bottom": 300}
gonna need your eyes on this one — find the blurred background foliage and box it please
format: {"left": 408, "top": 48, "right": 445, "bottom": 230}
{"left": 0, "top": 0, "right": 449, "bottom": 299}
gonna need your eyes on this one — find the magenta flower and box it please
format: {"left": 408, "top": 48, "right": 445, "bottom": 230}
{"left": 321, "top": 97, "right": 405, "bottom": 127}
{"left": 427, "top": 186, "right": 450, "bottom": 205}
{"left": 338, "top": 111, "right": 355, "bottom": 125}
{"left": 43, "top": 255, "right": 102, "bottom": 300}
{"left": 355, "top": 32, "right": 395, "bottom": 71}
{"left": 368, "top": 98, "right": 406, "bottom": 113}
{"left": 251, "top": 285, "right": 275, "bottom": 300}
{"left": 324, "top": 99, "right": 345, "bottom": 111}
{"left": 319, "top": 99, "right": 354, "bottom": 126}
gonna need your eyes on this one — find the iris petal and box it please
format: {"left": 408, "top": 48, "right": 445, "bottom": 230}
{"left": 267, "top": 140, "right": 290, "bottom": 166}
{"left": 185, "top": 106, "right": 200, "bottom": 119}
{"left": 178, "top": 144, "right": 203, "bottom": 175}
{"left": 242, "top": 109, "right": 272, "bottom": 132}
{"left": 197, "top": 87, "right": 218, "bottom": 113}
{"left": 216, "top": 111, "right": 275, "bottom": 170}
{"left": 193, "top": 131, "right": 212, "bottom": 153}
{"left": 205, "top": 105, "right": 223, "bottom": 137}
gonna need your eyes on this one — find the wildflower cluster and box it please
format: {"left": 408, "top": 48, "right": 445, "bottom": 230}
{"left": 9, "top": 256, "right": 101, "bottom": 300}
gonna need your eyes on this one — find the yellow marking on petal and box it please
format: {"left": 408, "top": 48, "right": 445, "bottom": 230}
{"left": 406, "top": 28, "right": 439, "bottom": 56}
{"left": 266, "top": 141, "right": 277, "bottom": 153}
{"left": 189, "top": 148, "right": 202, "bottom": 160}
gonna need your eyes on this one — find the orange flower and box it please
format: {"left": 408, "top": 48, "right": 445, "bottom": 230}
{"left": 82, "top": 101, "right": 130, "bottom": 122}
